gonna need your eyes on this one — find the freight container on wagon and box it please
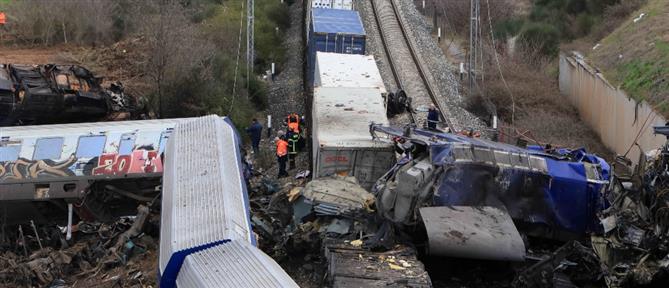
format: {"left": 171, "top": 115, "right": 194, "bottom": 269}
{"left": 313, "top": 52, "right": 387, "bottom": 95}
{"left": 311, "top": 0, "right": 354, "bottom": 10}
{"left": 308, "top": 8, "right": 366, "bottom": 84}
{"left": 312, "top": 87, "right": 393, "bottom": 190}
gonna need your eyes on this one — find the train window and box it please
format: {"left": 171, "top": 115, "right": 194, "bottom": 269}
{"left": 0, "top": 145, "right": 20, "bottom": 162}
{"left": 33, "top": 137, "right": 64, "bottom": 160}
{"left": 76, "top": 135, "right": 106, "bottom": 158}
{"left": 119, "top": 134, "right": 136, "bottom": 155}
{"left": 158, "top": 130, "right": 172, "bottom": 155}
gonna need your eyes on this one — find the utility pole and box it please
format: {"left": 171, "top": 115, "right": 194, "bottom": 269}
{"left": 468, "top": 0, "right": 480, "bottom": 96}
{"left": 247, "top": 0, "right": 254, "bottom": 92}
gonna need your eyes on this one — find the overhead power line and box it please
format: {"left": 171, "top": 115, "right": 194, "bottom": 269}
{"left": 247, "top": 0, "right": 254, "bottom": 92}
{"left": 230, "top": 0, "right": 245, "bottom": 114}
{"left": 485, "top": 0, "right": 516, "bottom": 125}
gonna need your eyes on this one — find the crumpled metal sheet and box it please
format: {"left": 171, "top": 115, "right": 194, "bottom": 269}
{"left": 325, "top": 218, "right": 352, "bottom": 235}
{"left": 176, "top": 241, "right": 299, "bottom": 288}
{"left": 301, "top": 176, "right": 374, "bottom": 216}
{"left": 590, "top": 133, "right": 669, "bottom": 287}
{"left": 419, "top": 206, "right": 525, "bottom": 261}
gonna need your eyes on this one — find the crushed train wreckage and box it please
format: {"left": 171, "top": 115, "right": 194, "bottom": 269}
{"left": 0, "top": 116, "right": 299, "bottom": 287}
{"left": 248, "top": 123, "right": 628, "bottom": 286}
{"left": 589, "top": 125, "right": 669, "bottom": 287}
{"left": 250, "top": 122, "right": 669, "bottom": 286}
{"left": 4, "top": 115, "right": 669, "bottom": 287}
{"left": 0, "top": 63, "right": 144, "bottom": 126}
{"left": 369, "top": 124, "right": 609, "bottom": 259}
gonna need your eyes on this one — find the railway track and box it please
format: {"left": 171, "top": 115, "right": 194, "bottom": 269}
{"left": 370, "top": 0, "right": 454, "bottom": 130}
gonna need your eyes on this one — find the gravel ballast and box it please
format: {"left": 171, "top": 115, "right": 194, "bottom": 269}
{"left": 395, "top": 0, "right": 487, "bottom": 132}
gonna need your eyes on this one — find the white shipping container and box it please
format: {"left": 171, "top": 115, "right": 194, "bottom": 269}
{"left": 311, "top": 0, "right": 353, "bottom": 10}
{"left": 314, "top": 52, "right": 387, "bottom": 94}
{"left": 333, "top": 0, "right": 354, "bottom": 10}
{"left": 312, "top": 87, "right": 394, "bottom": 189}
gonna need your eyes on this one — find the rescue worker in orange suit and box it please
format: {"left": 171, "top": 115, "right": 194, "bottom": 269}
{"left": 276, "top": 136, "right": 289, "bottom": 178}
{"left": 286, "top": 112, "right": 300, "bottom": 136}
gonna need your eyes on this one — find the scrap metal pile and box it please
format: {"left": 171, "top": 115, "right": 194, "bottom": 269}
{"left": 0, "top": 204, "right": 158, "bottom": 287}
{"left": 248, "top": 174, "right": 432, "bottom": 287}
{"left": 590, "top": 126, "right": 669, "bottom": 287}
{"left": 244, "top": 122, "right": 669, "bottom": 287}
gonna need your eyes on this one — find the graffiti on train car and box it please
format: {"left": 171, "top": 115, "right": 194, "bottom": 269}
{"left": 0, "top": 155, "right": 77, "bottom": 180}
{"left": 0, "top": 149, "right": 162, "bottom": 180}
{"left": 92, "top": 150, "right": 162, "bottom": 175}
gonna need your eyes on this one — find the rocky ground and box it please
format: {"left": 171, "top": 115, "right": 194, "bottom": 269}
{"left": 265, "top": 1, "right": 306, "bottom": 130}
{"left": 356, "top": 0, "right": 398, "bottom": 93}
{"left": 395, "top": 0, "right": 487, "bottom": 132}
{"left": 358, "top": 0, "right": 487, "bottom": 133}
{"left": 248, "top": 2, "right": 319, "bottom": 287}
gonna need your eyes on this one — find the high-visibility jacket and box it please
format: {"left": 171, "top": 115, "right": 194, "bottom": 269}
{"left": 0, "top": 12, "right": 6, "bottom": 25}
{"left": 287, "top": 113, "right": 300, "bottom": 133}
{"left": 288, "top": 122, "right": 299, "bottom": 133}
{"left": 276, "top": 139, "right": 288, "bottom": 157}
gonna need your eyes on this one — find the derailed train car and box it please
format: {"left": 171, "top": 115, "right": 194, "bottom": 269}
{"left": 370, "top": 124, "right": 611, "bottom": 261}
{"left": 0, "top": 118, "right": 194, "bottom": 222}
{"left": 0, "top": 63, "right": 141, "bottom": 126}
{"left": 0, "top": 115, "right": 299, "bottom": 286}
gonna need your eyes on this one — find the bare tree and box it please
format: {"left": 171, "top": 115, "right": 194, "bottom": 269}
{"left": 3, "top": 0, "right": 118, "bottom": 46}
{"left": 138, "top": 0, "right": 215, "bottom": 117}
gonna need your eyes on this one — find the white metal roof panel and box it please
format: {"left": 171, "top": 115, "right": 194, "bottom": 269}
{"left": 313, "top": 87, "right": 390, "bottom": 148}
{"left": 314, "top": 52, "right": 386, "bottom": 93}
{"left": 0, "top": 118, "right": 191, "bottom": 138}
{"left": 176, "top": 241, "right": 299, "bottom": 288}
{"left": 159, "top": 115, "right": 253, "bottom": 274}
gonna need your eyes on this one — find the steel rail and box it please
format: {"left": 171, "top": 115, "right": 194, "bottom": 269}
{"left": 371, "top": 0, "right": 455, "bottom": 130}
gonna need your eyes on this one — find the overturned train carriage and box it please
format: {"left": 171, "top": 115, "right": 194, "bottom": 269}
{"left": 371, "top": 125, "right": 611, "bottom": 260}
{"left": 159, "top": 115, "right": 298, "bottom": 288}
{"left": 0, "top": 115, "right": 298, "bottom": 286}
{"left": 0, "top": 118, "right": 199, "bottom": 222}
{"left": 0, "top": 63, "right": 138, "bottom": 125}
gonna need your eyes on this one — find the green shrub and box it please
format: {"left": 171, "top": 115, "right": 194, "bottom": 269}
{"left": 519, "top": 22, "right": 561, "bottom": 56}
{"left": 575, "top": 13, "right": 597, "bottom": 36}
{"left": 494, "top": 18, "right": 524, "bottom": 40}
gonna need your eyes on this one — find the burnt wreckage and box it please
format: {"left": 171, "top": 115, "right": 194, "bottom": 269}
{"left": 370, "top": 124, "right": 610, "bottom": 258}
{"left": 590, "top": 126, "right": 669, "bottom": 287}
{"left": 0, "top": 64, "right": 141, "bottom": 125}
{"left": 362, "top": 124, "right": 669, "bottom": 287}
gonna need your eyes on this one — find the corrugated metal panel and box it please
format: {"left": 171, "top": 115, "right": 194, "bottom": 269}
{"left": 159, "top": 115, "right": 253, "bottom": 274}
{"left": 176, "top": 241, "right": 299, "bottom": 287}
{"left": 314, "top": 52, "right": 386, "bottom": 94}
{"left": 0, "top": 117, "right": 190, "bottom": 137}
{"left": 159, "top": 115, "right": 298, "bottom": 287}
{"left": 312, "top": 8, "right": 364, "bottom": 35}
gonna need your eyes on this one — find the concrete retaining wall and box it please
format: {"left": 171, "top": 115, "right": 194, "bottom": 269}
{"left": 559, "top": 53, "right": 666, "bottom": 165}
